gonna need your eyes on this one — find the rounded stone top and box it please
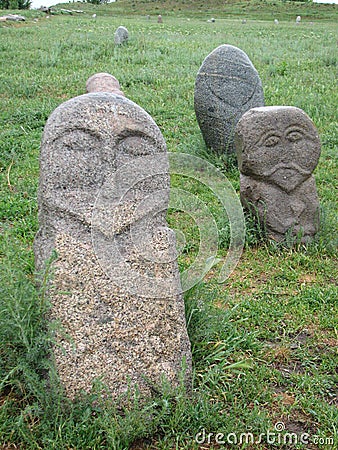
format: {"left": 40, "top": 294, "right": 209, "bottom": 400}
{"left": 196, "top": 45, "right": 262, "bottom": 105}
{"left": 42, "top": 92, "right": 164, "bottom": 148}
{"left": 114, "top": 26, "right": 129, "bottom": 45}
{"left": 86, "top": 73, "right": 125, "bottom": 96}
{"left": 201, "top": 44, "right": 258, "bottom": 70}
{"left": 194, "top": 44, "right": 264, "bottom": 154}
{"left": 236, "top": 106, "right": 320, "bottom": 143}
{"left": 235, "top": 106, "right": 321, "bottom": 186}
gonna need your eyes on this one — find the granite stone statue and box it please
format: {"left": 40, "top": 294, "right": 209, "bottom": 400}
{"left": 194, "top": 44, "right": 264, "bottom": 154}
{"left": 34, "top": 74, "right": 192, "bottom": 401}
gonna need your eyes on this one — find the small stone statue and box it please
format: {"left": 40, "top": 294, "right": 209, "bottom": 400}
{"left": 235, "top": 106, "right": 321, "bottom": 243}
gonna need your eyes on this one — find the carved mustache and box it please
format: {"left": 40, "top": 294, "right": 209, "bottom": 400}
{"left": 262, "top": 162, "right": 312, "bottom": 178}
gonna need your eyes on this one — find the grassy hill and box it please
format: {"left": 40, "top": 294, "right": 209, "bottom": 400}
{"left": 40, "top": 0, "right": 338, "bottom": 21}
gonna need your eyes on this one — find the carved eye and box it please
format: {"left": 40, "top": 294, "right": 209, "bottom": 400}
{"left": 263, "top": 134, "right": 280, "bottom": 147}
{"left": 49, "top": 130, "right": 104, "bottom": 189}
{"left": 286, "top": 130, "right": 304, "bottom": 142}
{"left": 57, "top": 130, "right": 100, "bottom": 153}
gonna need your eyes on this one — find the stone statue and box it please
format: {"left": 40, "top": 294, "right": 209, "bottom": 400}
{"left": 235, "top": 106, "right": 321, "bottom": 242}
{"left": 194, "top": 44, "right": 264, "bottom": 154}
{"left": 114, "top": 26, "right": 129, "bottom": 45}
{"left": 34, "top": 74, "right": 192, "bottom": 401}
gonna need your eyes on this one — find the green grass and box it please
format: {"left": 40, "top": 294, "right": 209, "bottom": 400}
{"left": 1, "top": 1, "right": 337, "bottom": 448}
{"left": 51, "top": 0, "right": 338, "bottom": 21}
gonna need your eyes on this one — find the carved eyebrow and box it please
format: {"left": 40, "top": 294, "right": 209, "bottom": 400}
{"left": 115, "top": 129, "right": 160, "bottom": 152}
{"left": 50, "top": 127, "right": 102, "bottom": 144}
{"left": 115, "top": 128, "right": 157, "bottom": 144}
{"left": 254, "top": 130, "right": 282, "bottom": 147}
{"left": 284, "top": 124, "right": 313, "bottom": 139}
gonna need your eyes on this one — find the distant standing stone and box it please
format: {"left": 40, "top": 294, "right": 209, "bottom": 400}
{"left": 194, "top": 44, "right": 264, "bottom": 154}
{"left": 235, "top": 106, "right": 321, "bottom": 242}
{"left": 157, "top": 14, "right": 163, "bottom": 23}
{"left": 86, "top": 72, "right": 124, "bottom": 96}
{"left": 34, "top": 74, "right": 192, "bottom": 402}
{"left": 114, "top": 25, "right": 129, "bottom": 45}
{"left": 296, "top": 15, "right": 301, "bottom": 24}
{"left": 0, "top": 14, "right": 25, "bottom": 21}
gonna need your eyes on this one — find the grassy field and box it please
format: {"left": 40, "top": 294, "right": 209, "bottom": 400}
{"left": 0, "top": 0, "right": 337, "bottom": 448}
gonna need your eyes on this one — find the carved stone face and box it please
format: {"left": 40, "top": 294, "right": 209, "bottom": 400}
{"left": 236, "top": 106, "right": 321, "bottom": 192}
{"left": 34, "top": 88, "right": 192, "bottom": 402}
{"left": 35, "top": 92, "right": 167, "bottom": 271}
{"left": 39, "top": 93, "right": 165, "bottom": 223}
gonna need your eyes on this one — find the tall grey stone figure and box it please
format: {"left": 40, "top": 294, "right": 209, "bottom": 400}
{"left": 114, "top": 25, "right": 129, "bottom": 45}
{"left": 194, "top": 44, "right": 264, "bottom": 154}
{"left": 34, "top": 73, "right": 192, "bottom": 400}
{"left": 235, "top": 106, "right": 321, "bottom": 242}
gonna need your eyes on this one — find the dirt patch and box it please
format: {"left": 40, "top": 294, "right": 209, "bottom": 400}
{"left": 298, "top": 273, "right": 317, "bottom": 284}
{"left": 272, "top": 391, "right": 296, "bottom": 406}
{"left": 317, "top": 337, "right": 338, "bottom": 348}
{"left": 266, "top": 407, "right": 319, "bottom": 449}
{"left": 283, "top": 412, "right": 317, "bottom": 437}
{"left": 129, "top": 439, "right": 154, "bottom": 450}
{"left": 129, "top": 438, "right": 222, "bottom": 450}
{"left": 288, "top": 329, "right": 313, "bottom": 343}
{"left": 272, "top": 360, "right": 307, "bottom": 376}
